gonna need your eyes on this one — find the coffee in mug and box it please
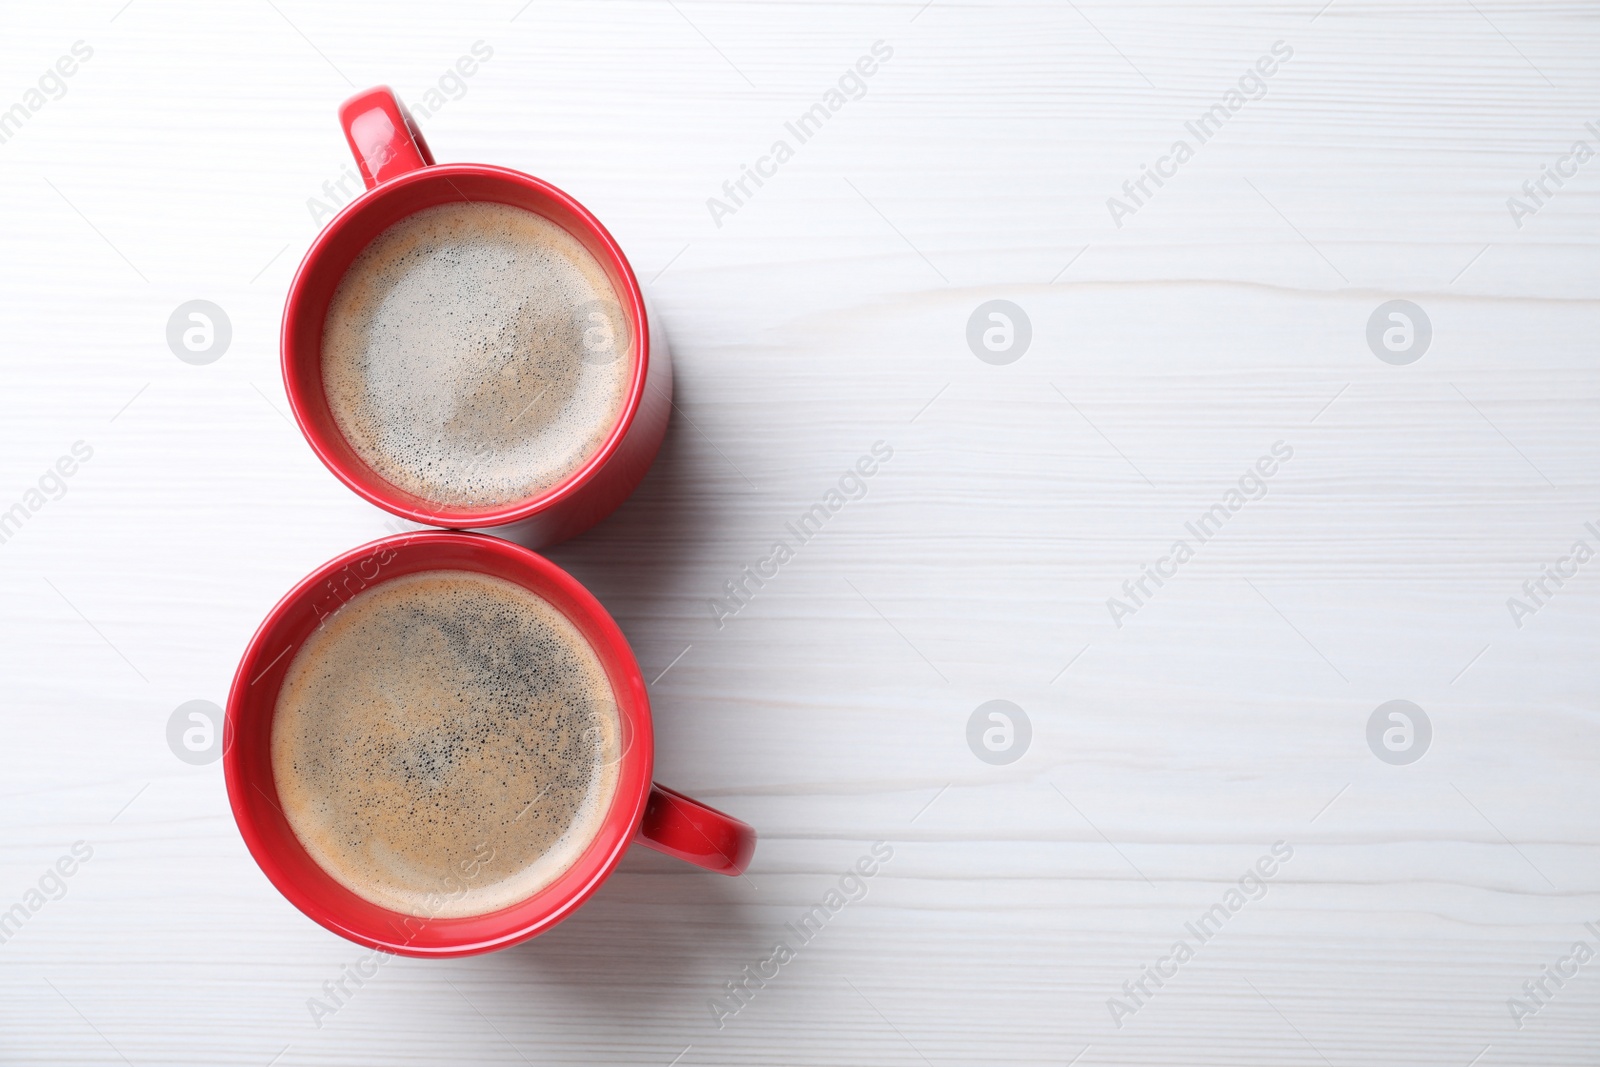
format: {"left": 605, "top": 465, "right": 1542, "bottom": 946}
{"left": 320, "top": 201, "right": 634, "bottom": 511}
{"left": 270, "top": 569, "right": 622, "bottom": 918}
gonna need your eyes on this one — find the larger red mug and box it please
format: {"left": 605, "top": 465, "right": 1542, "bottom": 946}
{"left": 281, "top": 86, "right": 670, "bottom": 547}
{"left": 224, "top": 531, "right": 755, "bottom": 957}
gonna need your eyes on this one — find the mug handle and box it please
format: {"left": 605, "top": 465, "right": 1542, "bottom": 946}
{"left": 637, "top": 784, "right": 756, "bottom": 876}
{"left": 338, "top": 85, "right": 435, "bottom": 190}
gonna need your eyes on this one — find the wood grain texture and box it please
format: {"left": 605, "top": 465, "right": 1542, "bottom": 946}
{"left": 1, "top": 0, "right": 1598, "bottom": 1063}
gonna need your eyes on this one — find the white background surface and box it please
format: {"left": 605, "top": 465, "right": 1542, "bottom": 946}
{"left": 1, "top": 1, "right": 1598, "bottom": 1063}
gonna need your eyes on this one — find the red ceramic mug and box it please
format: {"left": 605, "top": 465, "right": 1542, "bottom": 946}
{"left": 281, "top": 86, "right": 671, "bottom": 547}
{"left": 224, "top": 531, "right": 754, "bottom": 957}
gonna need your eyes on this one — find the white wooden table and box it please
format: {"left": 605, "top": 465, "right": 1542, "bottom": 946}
{"left": 2, "top": 1, "right": 1597, "bottom": 1063}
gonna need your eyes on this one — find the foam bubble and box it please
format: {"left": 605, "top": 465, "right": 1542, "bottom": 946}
{"left": 322, "top": 201, "right": 634, "bottom": 510}
{"left": 271, "top": 570, "right": 622, "bottom": 918}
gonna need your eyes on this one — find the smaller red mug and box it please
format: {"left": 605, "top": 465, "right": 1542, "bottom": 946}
{"left": 281, "top": 86, "right": 671, "bottom": 547}
{"left": 225, "top": 531, "right": 754, "bottom": 957}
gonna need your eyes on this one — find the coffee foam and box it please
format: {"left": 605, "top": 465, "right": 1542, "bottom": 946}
{"left": 271, "top": 570, "right": 622, "bottom": 918}
{"left": 321, "top": 201, "right": 634, "bottom": 510}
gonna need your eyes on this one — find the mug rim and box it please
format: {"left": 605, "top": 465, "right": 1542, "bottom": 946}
{"left": 280, "top": 162, "right": 653, "bottom": 529}
{"left": 223, "top": 531, "right": 655, "bottom": 956}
